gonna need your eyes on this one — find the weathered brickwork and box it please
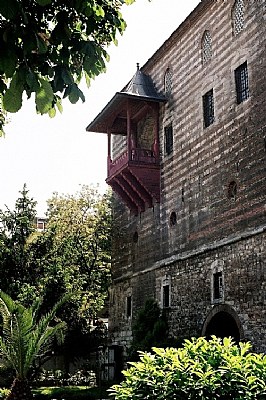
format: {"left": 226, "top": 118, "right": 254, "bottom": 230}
{"left": 109, "top": 0, "right": 266, "bottom": 355}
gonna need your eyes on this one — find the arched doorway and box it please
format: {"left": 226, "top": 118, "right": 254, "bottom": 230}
{"left": 202, "top": 305, "right": 243, "bottom": 342}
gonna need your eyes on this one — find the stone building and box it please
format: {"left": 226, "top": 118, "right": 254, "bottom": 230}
{"left": 87, "top": 0, "right": 266, "bottom": 362}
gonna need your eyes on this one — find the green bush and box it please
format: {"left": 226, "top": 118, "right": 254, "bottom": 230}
{"left": 110, "top": 336, "right": 266, "bottom": 399}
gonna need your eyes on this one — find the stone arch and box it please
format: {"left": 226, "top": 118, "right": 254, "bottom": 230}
{"left": 202, "top": 304, "right": 244, "bottom": 342}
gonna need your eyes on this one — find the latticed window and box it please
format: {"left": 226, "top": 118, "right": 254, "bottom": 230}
{"left": 232, "top": 0, "right": 245, "bottom": 36}
{"left": 202, "top": 89, "right": 214, "bottom": 128}
{"left": 202, "top": 30, "right": 212, "bottom": 64}
{"left": 235, "top": 61, "right": 249, "bottom": 104}
{"left": 164, "top": 67, "right": 172, "bottom": 97}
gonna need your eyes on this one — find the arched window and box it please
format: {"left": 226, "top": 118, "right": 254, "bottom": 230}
{"left": 201, "top": 30, "right": 212, "bottom": 64}
{"left": 232, "top": 0, "right": 245, "bottom": 36}
{"left": 164, "top": 67, "right": 172, "bottom": 97}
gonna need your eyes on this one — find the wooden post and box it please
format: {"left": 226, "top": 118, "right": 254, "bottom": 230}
{"left": 127, "top": 101, "right": 132, "bottom": 161}
{"left": 152, "top": 103, "right": 160, "bottom": 162}
{"left": 107, "top": 127, "right": 111, "bottom": 175}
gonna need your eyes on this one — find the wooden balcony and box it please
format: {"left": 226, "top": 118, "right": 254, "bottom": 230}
{"left": 107, "top": 148, "right": 160, "bottom": 215}
{"left": 86, "top": 65, "right": 166, "bottom": 214}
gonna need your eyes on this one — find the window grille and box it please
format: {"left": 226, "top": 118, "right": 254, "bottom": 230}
{"left": 202, "top": 89, "right": 214, "bottom": 128}
{"left": 164, "top": 124, "right": 173, "bottom": 155}
{"left": 164, "top": 68, "right": 172, "bottom": 97}
{"left": 235, "top": 62, "right": 249, "bottom": 104}
{"left": 232, "top": 0, "right": 245, "bottom": 36}
{"left": 202, "top": 30, "right": 212, "bottom": 64}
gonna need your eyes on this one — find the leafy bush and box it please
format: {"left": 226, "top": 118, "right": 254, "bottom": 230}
{"left": 110, "top": 336, "right": 266, "bottom": 399}
{"left": 0, "top": 388, "right": 10, "bottom": 399}
{"left": 128, "top": 299, "right": 172, "bottom": 361}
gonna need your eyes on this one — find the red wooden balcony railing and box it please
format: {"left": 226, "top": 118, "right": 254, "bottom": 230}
{"left": 108, "top": 148, "right": 159, "bottom": 177}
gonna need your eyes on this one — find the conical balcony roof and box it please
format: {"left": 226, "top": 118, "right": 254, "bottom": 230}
{"left": 122, "top": 63, "right": 165, "bottom": 100}
{"left": 86, "top": 64, "right": 166, "bottom": 134}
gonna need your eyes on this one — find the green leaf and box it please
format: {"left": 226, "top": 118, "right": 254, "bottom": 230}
{"left": 48, "top": 107, "right": 56, "bottom": 118}
{"left": 0, "top": 50, "right": 17, "bottom": 78}
{"left": 3, "top": 72, "right": 23, "bottom": 113}
{"left": 26, "top": 72, "right": 40, "bottom": 92}
{"left": 68, "top": 85, "right": 79, "bottom": 104}
{"left": 35, "top": 0, "right": 52, "bottom": 5}
{"left": 0, "top": 0, "right": 20, "bottom": 19}
{"left": 35, "top": 79, "right": 54, "bottom": 114}
{"left": 36, "top": 35, "right": 48, "bottom": 55}
{"left": 61, "top": 69, "right": 74, "bottom": 85}
{"left": 56, "top": 98, "right": 63, "bottom": 114}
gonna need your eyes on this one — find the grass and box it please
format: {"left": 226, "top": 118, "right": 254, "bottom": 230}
{"left": 32, "top": 385, "right": 109, "bottom": 400}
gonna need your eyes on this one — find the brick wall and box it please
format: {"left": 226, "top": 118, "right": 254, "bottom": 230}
{"left": 109, "top": 0, "right": 266, "bottom": 354}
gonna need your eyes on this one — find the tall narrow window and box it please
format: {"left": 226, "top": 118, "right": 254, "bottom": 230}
{"left": 213, "top": 272, "right": 223, "bottom": 300}
{"left": 201, "top": 30, "right": 212, "bottom": 64}
{"left": 163, "top": 285, "right": 170, "bottom": 308}
{"left": 235, "top": 62, "right": 249, "bottom": 104}
{"left": 126, "top": 295, "right": 132, "bottom": 318}
{"left": 202, "top": 89, "right": 214, "bottom": 128}
{"left": 164, "top": 67, "right": 172, "bottom": 97}
{"left": 232, "top": 0, "right": 245, "bottom": 36}
{"left": 164, "top": 124, "right": 173, "bottom": 156}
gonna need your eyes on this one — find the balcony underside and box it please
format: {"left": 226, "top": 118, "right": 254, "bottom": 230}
{"left": 107, "top": 162, "right": 160, "bottom": 215}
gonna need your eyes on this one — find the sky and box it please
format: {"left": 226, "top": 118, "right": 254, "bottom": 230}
{"left": 0, "top": 0, "right": 200, "bottom": 216}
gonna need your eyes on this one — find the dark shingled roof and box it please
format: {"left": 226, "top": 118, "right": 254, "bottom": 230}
{"left": 86, "top": 65, "right": 166, "bottom": 133}
{"left": 122, "top": 63, "right": 165, "bottom": 100}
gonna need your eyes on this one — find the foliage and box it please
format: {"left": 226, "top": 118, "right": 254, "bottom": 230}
{"left": 34, "top": 369, "right": 96, "bottom": 387}
{"left": 27, "top": 185, "right": 112, "bottom": 324}
{"left": 0, "top": 185, "right": 111, "bottom": 324}
{"left": 0, "top": 388, "right": 10, "bottom": 399}
{"left": 0, "top": 184, "right": 37, "bottom": 298}
{"left": 110, "top": 336, "right": 266, "bottom": 400}
{"left": 0, "top": 290, "right": 69, "bottom": 400}
{"left": 0, "top": 0, "right": 136, "bottom": 135}
{"left": 128, "top": 299, "right": 170, "bottom": 361}
{"left": 0, "top": 185, "right": 112, "bottom": 369}
{"left": 32, "top": 385, "right": 108, "bottom": 400}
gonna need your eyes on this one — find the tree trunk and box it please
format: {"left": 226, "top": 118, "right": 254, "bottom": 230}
{"left": 5, "top": 378, "right": 33, "bottom": 400}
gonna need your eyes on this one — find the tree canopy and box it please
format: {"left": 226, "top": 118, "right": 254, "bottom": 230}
{"left": 0, "top": 184, "right": 112, "bottom": 372}
{"left": 0, "top": 185, "right": 112, "bottom": 327}
{"left": 0, "top": 0, "right": 135, "bottom": 135}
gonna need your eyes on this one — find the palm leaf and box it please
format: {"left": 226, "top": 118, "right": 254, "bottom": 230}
{"left": 0, "top": 290, "right": 70, "bottom": 379}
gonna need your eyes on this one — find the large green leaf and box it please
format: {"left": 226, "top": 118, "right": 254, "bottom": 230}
{"left": 0, "top": 50, "right": 17, "bottom": 78}
{"left": 0, "top": 0, "right": 20, "bottom": 19}
{"left": 26, "top": 72, "right": 40, "bottom": 92}
{"left": 35, "top": 79, "right": 54, "bottom": 114}
{"left": 2, "top": 72, "right": 23, "bottom": 113}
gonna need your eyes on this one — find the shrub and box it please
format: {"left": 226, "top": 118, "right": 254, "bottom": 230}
{"left": 110, "top": 336, "right": 266, "bottom": 399}
{"left": 128, "top": 299, "right": 171, "bottom": 361}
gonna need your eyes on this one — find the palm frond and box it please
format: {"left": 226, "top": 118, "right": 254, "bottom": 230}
{"left": 0, "top": 290, "right": 71, "bottom": 379}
